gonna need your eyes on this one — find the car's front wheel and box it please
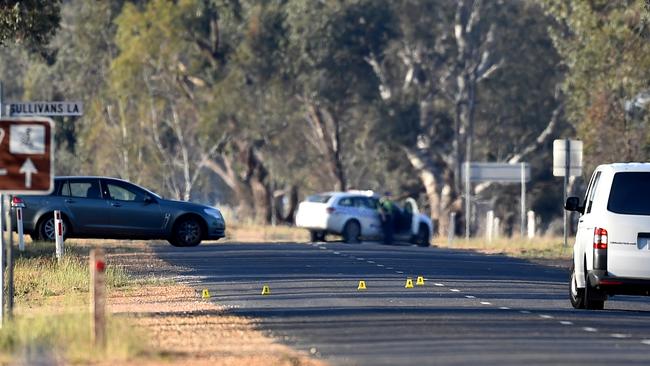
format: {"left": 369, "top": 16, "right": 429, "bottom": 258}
{"left": 37, "top": 214, "right": 68, "bottom": 242}
{"left": 569, "top": 263, "right": 585, "bottom": 309}
{"left": 342, "top": 221, "right": 361, "bottom": 244}
{"left": 169, "top": 217, "right": 203, "bottom": 247}
{"left": 310, "top": 230, "right": 326, "bottom": 243}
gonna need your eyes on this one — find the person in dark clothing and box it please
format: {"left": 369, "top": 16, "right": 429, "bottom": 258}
{"left": 379, "top": 195, "right": 395, "bottom": 244}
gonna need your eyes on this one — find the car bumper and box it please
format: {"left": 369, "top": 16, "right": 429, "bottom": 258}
{"left": 588, "top": 270, "right": 650, "bottom": 296}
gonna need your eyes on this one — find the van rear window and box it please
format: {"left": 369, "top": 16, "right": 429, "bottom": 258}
{"left": 608, "top": 172, "right": 650, "bottom": 215}
{"left": 307, "top": 194, "right": 332, "bottom": 203}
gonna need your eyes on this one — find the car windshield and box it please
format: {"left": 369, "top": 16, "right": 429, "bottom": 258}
{"left": 307, "top": 194, "right": 331, "bottom": 204}
{"left": 607, "top": 172, "right": 650, "bottom": 215}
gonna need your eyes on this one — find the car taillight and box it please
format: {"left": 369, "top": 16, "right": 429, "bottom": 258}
{"left": 11, "top": 196, "right": 25, "bottom": 208}
{"left": 326, "top": 207, "right": 336, "bottom": 214}
{"left": 593, "top": 227, "right": 608, "bottom": 250}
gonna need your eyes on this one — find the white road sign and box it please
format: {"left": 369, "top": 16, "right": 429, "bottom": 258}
{"left": 461, "top": 162, "right": 531, "bottom": 183}
{"left": 7, "top": 101, "right": 83, "bottom": 117}
{"left": 553, "top": 139, "right": 582, "bottom": 177}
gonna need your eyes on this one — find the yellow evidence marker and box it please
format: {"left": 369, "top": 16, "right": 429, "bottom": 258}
{"left": 405, "top": 278, "right": 414, "bottom": 288}
{"left": 261, "top": 285, "right": 271, "bottom": 295}
{"left": 416, "top": 276, "right": 425, "bottom": 286}
{"left": 202, "top": 289, "right": 211, "bottom": 299}
{"left": 357, "top": 280, "right": 367, "bottom": 290}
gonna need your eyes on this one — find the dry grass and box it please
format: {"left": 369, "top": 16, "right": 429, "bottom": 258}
{"left": 434, "top": 235, "right": 573, "bottom": 260}
{"left": 226, "top": 224, "right": 309, "bottom": 242}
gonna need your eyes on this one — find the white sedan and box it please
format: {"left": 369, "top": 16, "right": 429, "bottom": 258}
{"left": 295, "top": 190, "right": 433, "bottom": 246}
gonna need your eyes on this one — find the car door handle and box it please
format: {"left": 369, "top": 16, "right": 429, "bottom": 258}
{"left": 111, "top": 202, "right": 122, "bottom": 207}
{"left": 579, "top": 219, "right": 584, "bottom": 223}
{"left": 65, "top": 199, "right": 75, "bottom": 204}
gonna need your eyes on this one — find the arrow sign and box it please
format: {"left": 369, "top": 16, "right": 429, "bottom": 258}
{"left": 19, "top": 158, "right": 37, "bottom": 188}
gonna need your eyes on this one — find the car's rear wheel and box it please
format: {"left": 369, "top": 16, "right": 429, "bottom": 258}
{"left": 342, "top": 221, "right": 361, "bottom": 244}
{"left": 170, "top": 217, "right": 203, "bottom": 247}
{"left": 310, "top": 230, "right": 326, "bottom": 243}
{"left": 569, "top": 263, "right": 585, "bottom": 309}
{"left": 37, "top": 214, "right": 68, "bottom": 242}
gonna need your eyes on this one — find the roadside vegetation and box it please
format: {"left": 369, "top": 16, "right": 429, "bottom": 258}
{"left": 436, "top": 236, "right": 572, "bottom": 261}
{"left": 0, "top": 240, "right": 147, "bottom": 363}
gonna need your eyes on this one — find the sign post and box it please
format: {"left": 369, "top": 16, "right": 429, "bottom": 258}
{"left": 462, "top": 162, "right": 531, "bottom": 239}
{"left": 553, "top": 139, "right": 583, "bottom": 247}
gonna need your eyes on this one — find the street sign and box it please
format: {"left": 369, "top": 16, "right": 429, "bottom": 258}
{"left": 7, "top": 101, "right": 83, "bottom": 117}
{"left": 0, "top": 118, "right": 54, "bottom": 194}
{"left": 553, "top": 139, "right": 583, "bottom": 177}
{"left": 461, "top": 162, "right": 531, "bottom": 183}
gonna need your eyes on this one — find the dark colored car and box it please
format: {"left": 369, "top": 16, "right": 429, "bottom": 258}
{"left": 12, "top": 176, "right": 226, "bottom": 247}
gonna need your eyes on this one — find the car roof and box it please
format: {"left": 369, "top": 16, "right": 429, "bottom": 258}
{"left": 596, "top": 163, "right": 650, "bottom": 173}
{"left": 312, "top": 191, "right": 379, "bottom": 199}
{"left": 56, "top": 176, "right": 129, "bottom": 182}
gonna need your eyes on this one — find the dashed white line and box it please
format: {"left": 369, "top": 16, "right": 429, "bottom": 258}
{"left": 434, "top": 283, "right": 445, "bottom": 287}
{"left": 610, "top": 333, "right": 630, "bottom": 339}
{"left": 367, "top": 261, "right": 375, "bottom": 264}
{"left": 357, "top": 258, "right": 365, "bottom": 260}
{"left": 450, "top": 289, "right": 460, "bottom": 292}
{"left": 583, "top": 327, "right": 598, "bottom": 332}
{"left": 386, "top": 267, "right": 394, "bottom": 270}
{"left": 377, "top": 264, "right": 384, "bottom": 267}
{"left": 333, "top": 252, "right": 340, "bottom": 255}
{"left": 396, "top": 271, "right": 404, "bottom": 274}
{"left": 465, "top": 295, "right": 476, "bottom": 299}
{"left": 539, "top": 314, "right": 553, "bottom": 319}
{"left": 480, "top": 301, "right": 491, "bottom": 305}
{"left": 520, "top": 310, "right": 531, "bottom": 314}
{"left": 499, "top": 307, "right": 510, "bottom": 310}
{"left": 559, "top": 321, "right": 573, "bottom": 325}
{"left": 640, "top": 340, "right": 650, "bottom": 345}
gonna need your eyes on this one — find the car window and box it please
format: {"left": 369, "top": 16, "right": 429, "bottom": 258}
{"left": 353, "top": 197, "right": 376, "bottom": 210}
{"left": 608, "top": 172, "right": 650, "bottom": 215}
{"left": 338, "top": 197, "right": 353, "bottom": 207}
{"left": 585, "top": 172, "right": 601, "bottom": 214}
{"left": 307, "top": 194, "right": 331, "bottom": 203}
{"left": 106, "top": 181, "right": 145, "bottom": 202}
{"left": 63, "top": 180, "right": 102, "bottom": 199}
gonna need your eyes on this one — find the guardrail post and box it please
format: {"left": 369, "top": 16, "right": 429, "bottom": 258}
{"left": 54, "top": 210, "right": 64, "bottom": 261}
{"left": 90, "top": 248, "right": 106, "bottom": 348}
{"left": 16, "top": 207, "right": 24, "bottom": 252}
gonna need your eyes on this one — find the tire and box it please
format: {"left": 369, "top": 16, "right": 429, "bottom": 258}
{"left": 569, "top": 263, "right": 585, "bottom": 309}
{"left": 310, "top": 230, "right": 325, "bottom": 243}
{"left": 413, "top": 225, "right": 430, "bottom": 247}
{"left": 584, "top": 273, "right": 605, "bottom": 310}
{"left": 342, "top": 221, "right": 361, "bottom": 244}
{"left": 37, "top": 214, "right": 68, "bottom": 242}
{"left": 170, "top": 217, "right": 203, "bottom": 247}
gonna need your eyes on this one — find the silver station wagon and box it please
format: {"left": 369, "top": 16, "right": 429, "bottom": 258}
{"left": 12, "top": 176, "right": 226, "bottom": 247}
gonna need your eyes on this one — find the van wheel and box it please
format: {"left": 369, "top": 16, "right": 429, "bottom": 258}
{"left": 584, "top": 273, "right": 605, "bottom": 310}
{"left": 569, "top": 264, "right": 585, "bottom": 309}
{"left": 342, "top": 221, "right": 361, "bottom": 244}
{"left": 310, "top": 230, "right": 325, "bottom": 242}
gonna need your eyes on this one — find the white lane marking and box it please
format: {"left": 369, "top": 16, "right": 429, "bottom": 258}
{"left": 449, "top": 289, "right": 460, "bottom": 292}
{"left": 583, "top": 327, "right": 598, "bottom": 332}
{"left": 434, "top": 283, "right": 445, "bottom": 287}
{"left": 357, "top": 258, "right": 365, "bottom": 260}
{"left": 559, "top": 321, "right": 573, "bottom": 325}
{"left": 377, "top": 264, "right": 384, "bottom": 267}
{"left": 333, "top": 252, "right": 340, "bottom": 254}
{"left": 539, "top": 314, "right": 553, "bottom": 319}
{"left": 367, "top": 261, "right": 375, "bottom": 264}
{"left": 480, "top": 301, "right": 491, "bottom": 305}
{"left": 520, "top": 310, "right": 531, "bottom": 314}
{"left": 396, "top": 271, "right": 404, "bottom": 274}
{"left": 611, "top": 333, "right": 630, "bottom": 339}
{"left": 499, "top": 307, "right": 510, "bottom": 310}
{"left": 319, "top": 247, "right": 326, "bottom": 250}
{"left": 386, "top": 267, "right": 394, "bottom": 270}
{"left": 641, "top": 340, "right": 650, "bottom": 345}
{"left": 465, "top": 295, "right": 476, "bottom": 299}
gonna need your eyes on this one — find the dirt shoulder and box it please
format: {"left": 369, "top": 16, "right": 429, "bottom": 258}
{"left": 107, "top": 242, "right": 324, "bottom": 366}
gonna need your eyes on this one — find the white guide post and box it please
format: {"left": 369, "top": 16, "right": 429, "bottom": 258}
{"left": 54, "top": 210, "right": 64, "bottom": 261}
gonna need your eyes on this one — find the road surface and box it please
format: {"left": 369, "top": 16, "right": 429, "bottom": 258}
{"left": 155, "top": 242, "right": 650, "bottom": 365}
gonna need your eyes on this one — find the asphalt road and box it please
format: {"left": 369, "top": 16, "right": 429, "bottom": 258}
{"left": 155, "top": 241, "right": 650, "bottom": 365}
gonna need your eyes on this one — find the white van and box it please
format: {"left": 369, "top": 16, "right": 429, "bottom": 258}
{"left": 566, "top": 163, "right": 650, "bottom": 310}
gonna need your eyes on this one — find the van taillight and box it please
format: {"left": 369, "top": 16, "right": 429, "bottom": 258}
{"left": 593, "top": 228, "right": 608, "bottom": 250}
{"left": 326, "top": 207, "right": 335, "bottom": 214}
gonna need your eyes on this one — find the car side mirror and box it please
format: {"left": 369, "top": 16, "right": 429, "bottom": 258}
{"left": 144, "top": 196, "right": 156, "bottom": 205}
{"left": 564, "top": 196, "right": 583, "bottom": 213}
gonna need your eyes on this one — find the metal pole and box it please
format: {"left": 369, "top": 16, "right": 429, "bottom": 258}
{"left": 563, "top": 139, "right": 570, "bottom": 248}
{"left": 0, "top": 194, "right": 4, "bottom": 327}
{"left": 465, "top": 162, "right": 471, "bottom": 240}
{"left": 7, "top": 195, "right": 13, "bottom": 319}
{"left": 521, "top": 163, "right": 526, "bottom": 238}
